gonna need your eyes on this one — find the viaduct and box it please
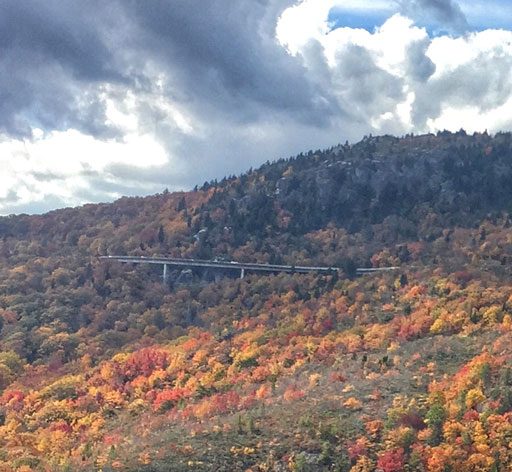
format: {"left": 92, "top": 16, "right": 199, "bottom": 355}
{"left": 99, "top": 255, "right": 398, "bottom": 282}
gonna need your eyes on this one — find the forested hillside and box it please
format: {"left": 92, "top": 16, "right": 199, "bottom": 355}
{"left": 2, "top": 131, "right": 512, "bottom": 470}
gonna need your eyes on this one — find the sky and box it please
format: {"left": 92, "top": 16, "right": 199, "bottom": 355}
{"left": 1, "top": 0, "right": 512, "bottom": 215}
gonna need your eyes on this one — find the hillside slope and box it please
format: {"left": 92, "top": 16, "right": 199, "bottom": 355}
{"left": 1, "top": 131, "right": 512, "bottom": 470}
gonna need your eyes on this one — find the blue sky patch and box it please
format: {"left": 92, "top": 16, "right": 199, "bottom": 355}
{"left": 327, "top": 8, "right": 388, "bottom": 33}
{"left": 328, "top": 2, "right": 512, "bottom": 36}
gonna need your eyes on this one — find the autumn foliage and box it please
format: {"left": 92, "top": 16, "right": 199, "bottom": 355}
{"left": 0, "top": 132, "right": 512, "bottom": 469}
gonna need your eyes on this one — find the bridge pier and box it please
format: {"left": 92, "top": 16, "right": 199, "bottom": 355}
{"left": 163, "top": 264, "right": 168, "bottom": 283}
{"left": 240, "top": 268, "right": 245, "bottom": 279}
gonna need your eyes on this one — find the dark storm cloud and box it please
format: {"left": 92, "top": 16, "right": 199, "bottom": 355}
{"left": 0, "top": 2, "right": 118, "bottom": 81}
{"left": 0, "top": 0, "right": 127, "bottom": 137}
{"left": 120, "top": 0, "right": 339, "bottom": 126}
{"left": 0, "top": 0, "right": 338, "bottom": 141}
{"left": 396, "top": 0, "right": 469, "bottom": 33}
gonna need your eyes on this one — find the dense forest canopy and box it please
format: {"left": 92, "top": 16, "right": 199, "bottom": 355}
{"left": 2, "top": 131, "right": 512, "bottom": 470}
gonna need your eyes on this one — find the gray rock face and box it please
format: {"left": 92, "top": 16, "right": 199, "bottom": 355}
{"left": 268, "top": 132, "right": 507, "bottom": 232}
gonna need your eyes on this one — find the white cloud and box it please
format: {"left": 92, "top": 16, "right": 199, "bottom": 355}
{"left": 322, "top": 14, "right": 427, "bottom": 73}
{"left": 276, "top": 0, "right": 333, "bottom": 55}
{"left": 276, "top": 1, "right": 512, "bottom": 136}
{"left": 427, "top": 29, "right": 512, "bottom": 78}
{"left": 0, "top": 129, "right": 170, "bottom": 212}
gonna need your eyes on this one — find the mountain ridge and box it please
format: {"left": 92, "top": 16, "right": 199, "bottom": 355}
{"left": 1, "top": 131, "right": 512, "bottom": 470}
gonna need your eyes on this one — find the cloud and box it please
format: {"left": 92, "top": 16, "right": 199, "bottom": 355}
{"left": 123, "top": 0, "right": 339, "bottom": 125}
{"left": 1, "top": 0, "right": 512, "bottom": 215}
{"left": 0, "top": 125, "right": 170, "bottom": 213}
{"left": 277, "top": 3, "right": 512, "bottom": 134}
{"left": 413, "top": 30, "right": 512, "bottom": 130}
{"left": 396, "top": 0, "right": 469, "bottom": 33}
{"left": 0, "top": 1, "right": 129, "bottom": 139}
